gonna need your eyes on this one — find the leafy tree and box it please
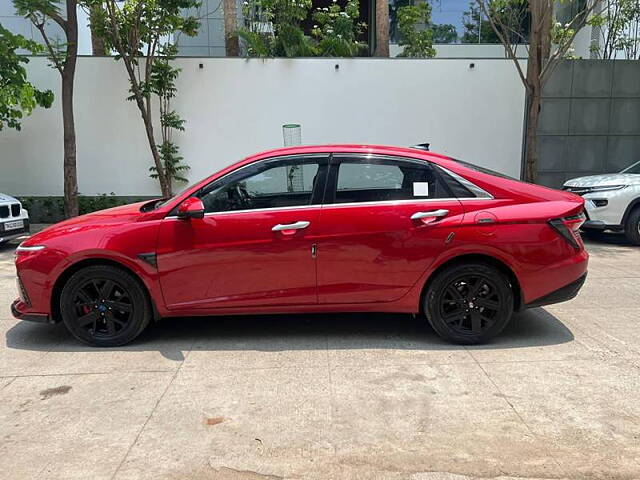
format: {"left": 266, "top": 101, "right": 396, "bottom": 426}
{"left": 88, "top": 5, "right": 106, "bottom": 55}
{"left": 589, "top": 0, "right": 640, "bottom": 59}
{"left": 0, "top": 24, "right": 53, "bottom": 131}
{"left": 89, "top": 0, "right": 199, "bottom": 197}
{"left": 476, "top": 0, "right": 602, "bottom": 183}
{"left": 14, "top": 0, "right": 81, "bottom": 217}
{"left": 239, "top": 0, "right": 316, "bottom": 57}
{"left": 397, "top": 2, "right": 436, "bottom": 57}
{"left": 431, "top": 23, "right": 457, "bottom": 43}
{"left": 311, "top": 0, "right": 366, "bottom": 56}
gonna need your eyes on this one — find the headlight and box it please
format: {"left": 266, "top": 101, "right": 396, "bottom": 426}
{"left": 588, "top": 185, "right": 627, "bottom": 192}
{"left": 16, "top": 244, "right": 46, "bottom": 253}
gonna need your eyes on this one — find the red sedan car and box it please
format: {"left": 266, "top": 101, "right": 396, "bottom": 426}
{"left": 12, "top": 145, "right": 588, "bottom": 346}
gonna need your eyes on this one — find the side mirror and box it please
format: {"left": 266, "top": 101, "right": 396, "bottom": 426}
{"left": 177, "top": 197, "right": 205, "bottom": 220}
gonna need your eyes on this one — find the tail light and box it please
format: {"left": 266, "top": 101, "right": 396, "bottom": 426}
{"left": 549, "top": 213, "right": 586, "bottom": 249}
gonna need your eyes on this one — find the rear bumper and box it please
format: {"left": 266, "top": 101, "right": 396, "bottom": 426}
{"left": 11, "top": 299, "right": 53, "bottom": 324}
{"left": 525, "top": 273, "right": 587, "bottom": 308}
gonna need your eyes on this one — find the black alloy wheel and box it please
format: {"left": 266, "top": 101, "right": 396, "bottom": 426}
{"left": 425, "top": 263, "right": 514, "bottom": 344}
{"left": 60, "top": 265, "right": 151, "bottom": 347}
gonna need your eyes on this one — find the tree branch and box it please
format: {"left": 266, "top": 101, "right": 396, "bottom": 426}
{"left": 476, "top": 0, "right": 528, "bottom": 88}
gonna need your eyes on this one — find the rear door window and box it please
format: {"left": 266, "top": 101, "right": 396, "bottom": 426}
{"left": 330, "top": 155, "right": 450, "bottom": 204}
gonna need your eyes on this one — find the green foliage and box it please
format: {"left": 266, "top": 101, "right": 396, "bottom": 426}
{"left": 239, "top": 0, "right": 364, "bottom": 57}
{"left": 397, "top": 2, "right": 436, "bottom": 58}
{"left": 311, "top": 0, "right": 366, "bottom": 56}
{"left": 13, "top": 0, "right": 70, "bottom": 69}
{"left": 431, "top": 23, "right": 458, "bottom": 43}
{"left": 240, "top": 0, "right": 316, "bottom": 57}
{"left": 150, "top": 141, "right": 190, "bottom": 184}
{"left": 19, "top": 195, "right": 149, "bottom": 222}
{"left": 588, "top": 0, "right": 640, "bottom": 59}
{"left": 78, "top": 192, "right": 124, "bottom": 214}
{"left": 0, "top": 24, "right": 53, "bottom": 130}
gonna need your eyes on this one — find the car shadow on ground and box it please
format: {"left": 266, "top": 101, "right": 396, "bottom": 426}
{"left": 582, "top": 230, "right": 635, "bottom": 248}
{"left": 5, "top": 308, "right": 574, "bottom": 360}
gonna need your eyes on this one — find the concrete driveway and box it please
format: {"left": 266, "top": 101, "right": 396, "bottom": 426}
{"left": 1, "top": 229, "right": 639, "bottom": 480}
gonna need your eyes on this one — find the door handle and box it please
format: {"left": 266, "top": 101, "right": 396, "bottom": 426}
{"left": 411, "top": 209, "right": 449, "bottom": 221}
{"left": 272, "top": 221, "right": 310, "bottom": 234}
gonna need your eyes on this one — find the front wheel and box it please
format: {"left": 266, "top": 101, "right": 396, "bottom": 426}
{"left": 624, "top": 207, "right": 640, "bottom": 245}
{"left": 424, "top": 263, "right": 514, "bottom": 344}
{"left": 60, "top": 265, "right": 152, "bottom": 347}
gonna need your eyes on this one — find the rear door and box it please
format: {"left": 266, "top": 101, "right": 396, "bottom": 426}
{"left": 316, "top": 154, "right": 464, "bottom": 304}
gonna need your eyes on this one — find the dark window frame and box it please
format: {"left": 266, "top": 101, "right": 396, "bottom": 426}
{"left": 323, "top": 153, "right": 455, "bottom": 205}
{"left": 180, "top": 154, "right": 330, "bottom": 215}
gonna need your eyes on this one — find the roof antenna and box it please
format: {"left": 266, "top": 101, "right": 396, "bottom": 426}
{"left": 412, "top": 143, "right": 430, "bottom": 151}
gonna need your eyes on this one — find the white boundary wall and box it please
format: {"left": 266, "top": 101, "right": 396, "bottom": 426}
{"left": 0, "top": 57, "right": 526, "bottom": 196}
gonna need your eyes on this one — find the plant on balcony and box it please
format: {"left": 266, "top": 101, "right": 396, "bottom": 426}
{"left": 311, "top": 0, "right": 366, "bottom": 56}
{"left": 396, "top": 2, "right": 436, "bottom": 57}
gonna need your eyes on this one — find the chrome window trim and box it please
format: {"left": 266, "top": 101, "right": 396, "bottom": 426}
{"left": 165, "top": 197, "right": 474, "bottom": 219}
{"left": 200, "top": 153, "right": 329, "bottom": 192}
{"left": 436, "top": 165, "right": 494, "bottom": 199}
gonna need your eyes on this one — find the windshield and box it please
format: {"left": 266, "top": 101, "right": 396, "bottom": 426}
{"left": 452, "top": 158, "right": 517, "bottom": 180}
{"left": 140, "top": 184, "right": 195, "bottom": 212}
{"left": 621, "top": 161, "right": 640, "bottom": 174}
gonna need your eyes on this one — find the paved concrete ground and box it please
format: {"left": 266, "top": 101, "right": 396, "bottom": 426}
{"left": 1, "top": 228, "right": 639, "bottom": 480}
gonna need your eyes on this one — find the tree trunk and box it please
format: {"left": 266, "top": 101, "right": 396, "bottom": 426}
{"left": 521, "top": 0, "right": 545, "bottom": 184}
{"left": 523, "top": 88, "right": 541, "bottom": 183}
{"left": 62, "top": 0, "right": 79, "bottom": 217}
{"left": 139, "top": 104, "right": 172, "bottom": 198}
{"left": 89, "top": 5, "right": 107, "bottom": 55}
{"left": 374, "top": 0, "right": 389, "bottom": 57}
{"left": 223, "top": 0, "right": 240, "bottom": 57}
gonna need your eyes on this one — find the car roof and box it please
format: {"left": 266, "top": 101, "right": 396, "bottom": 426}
{"left": 241, "top": 143, "right": 460, "bottom": 167}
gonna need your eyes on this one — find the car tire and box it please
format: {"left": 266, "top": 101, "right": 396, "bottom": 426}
{"left": 424, "top": 262, "right": 514, "bottom": 345}
{"left": 624, "top": 207, "right": 640, "bottom": 246}
{"left": 60, "top": 265, "right": 152, "bottom": 347}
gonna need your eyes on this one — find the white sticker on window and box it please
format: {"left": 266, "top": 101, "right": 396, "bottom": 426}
{"left": 413, "top": 182, "right": 430, "bottom": 197}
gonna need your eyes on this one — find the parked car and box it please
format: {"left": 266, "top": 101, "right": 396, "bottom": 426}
{"left": 12, "top": 145, "right": 588, "bottom": 347}
{"left": 563, "top": 161, "right": 640, "bottom": 245}
{"left": 0, "top": 194, "right": 30, "bottom": 244}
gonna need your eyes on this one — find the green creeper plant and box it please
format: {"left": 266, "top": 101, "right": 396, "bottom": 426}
{"left": 0, "top": 24, "right": 53, "bottom": 131}
{"left": 396, "top": 2, "right": 436, "bottom": 58}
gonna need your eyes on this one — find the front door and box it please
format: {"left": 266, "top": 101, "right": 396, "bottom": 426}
{"left": 157, "top": 154, "right": 327, "bottom": 310}
{"left": 316, "top": 154, "right": 464, "bottom": 304}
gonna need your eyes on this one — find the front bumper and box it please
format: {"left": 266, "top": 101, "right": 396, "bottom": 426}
{"left": 525, "top": 273, "right": 587, "bottom": 308}
{"left": 11, "top": 299, "right": 54, "bottom": 324}
{"left": 0, "top": 219, "right": 30, "bottom": 242}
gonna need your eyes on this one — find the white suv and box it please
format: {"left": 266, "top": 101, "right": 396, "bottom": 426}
{"left": 0, "top": 194, "right": 30, "bottom": 244}
{"left": 563, "top": 161, "right": 640, "bottom": 245}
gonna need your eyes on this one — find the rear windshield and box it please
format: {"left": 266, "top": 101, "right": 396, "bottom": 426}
{"left": 452, "top": 158, "right": 517, "bottom": 180}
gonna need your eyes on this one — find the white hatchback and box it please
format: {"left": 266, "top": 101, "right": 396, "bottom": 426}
{"left": 563, "top": 161, "right": 640, "bottom": 245}
{"left": 0, "top": 194, "right": 30, "bottom": 244}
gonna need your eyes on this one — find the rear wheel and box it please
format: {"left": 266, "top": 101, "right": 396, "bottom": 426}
{"left": 624, "top": 207, "right": 640, "bottom": 245}
{"left": 424, "top": 263, "right": 514, "bottom": 344}
{"left": 60, "top": 265, "right": 151, "bottom": 347}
